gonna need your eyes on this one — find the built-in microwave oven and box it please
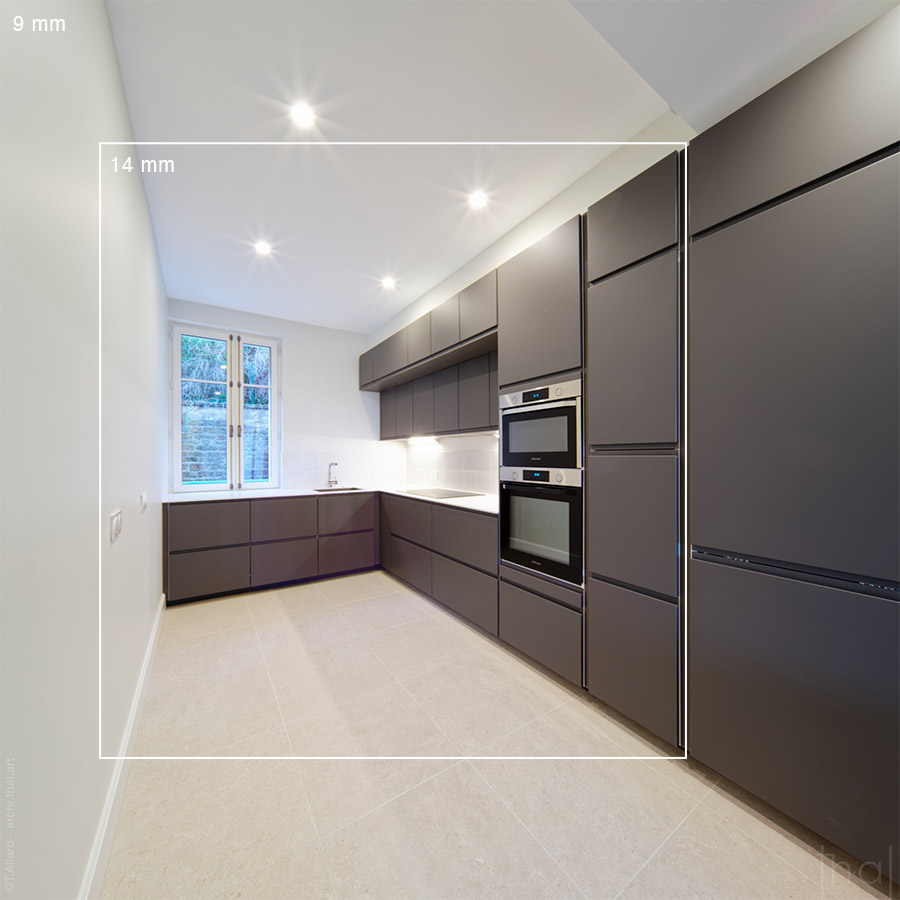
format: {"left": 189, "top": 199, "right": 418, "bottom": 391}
{"left": 500, "top": 377, "right": 581, "bottom": 471}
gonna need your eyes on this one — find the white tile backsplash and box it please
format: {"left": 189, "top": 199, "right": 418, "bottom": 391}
{"left": 406, "top": 433, "right": 499, "bottom": 494}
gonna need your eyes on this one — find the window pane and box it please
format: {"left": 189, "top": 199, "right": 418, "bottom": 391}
{"left": 243, "top": 343, "right": 270, "bottom": 386}
{"left": 243, "top": 385, "right": 270, "bottom": 482}
{"left": 181, "top": 334, "right": 228, "bottom": 382}
{"left": 181, "top": 382, "right": 228, "bottom": 484}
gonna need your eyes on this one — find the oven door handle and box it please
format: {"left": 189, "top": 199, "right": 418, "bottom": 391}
{"left": 500, "top": 481, "right": 581, "bottom": 497}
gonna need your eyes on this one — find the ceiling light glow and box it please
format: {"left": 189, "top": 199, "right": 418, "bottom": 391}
{"left": 254, "top": 240, "right": 272, "bottom": 256}
{"left": 381, "top": 276, "right": 396, "bottom": 290}
{"left": 468, "top": 189, "right": 488, "bottom": 209}
{"left": 291, "top": 101, "right": 316, "bottom": 128}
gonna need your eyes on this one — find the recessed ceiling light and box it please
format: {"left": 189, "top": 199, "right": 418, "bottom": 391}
{"left": 468, "top": 189, "right": 488, "bottom": 209}
{"left": 291, "top": 101, "right": 316, "bottom": 128}
{"left": 254, "top": 240, "right": 272, "bottom": 256}
{"left": 381, "top": 276, "right": 396, "bottom": 290}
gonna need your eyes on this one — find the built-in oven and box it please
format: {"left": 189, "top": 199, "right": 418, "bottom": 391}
{"left": 500, "top": 377, "right": 581, "bottom": 471}
{"left": 499, "top": 476, "right": 583, "bottom": 586}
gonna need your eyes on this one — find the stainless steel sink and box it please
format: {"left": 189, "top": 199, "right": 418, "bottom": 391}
{"left": 313, "top": 487, "right": 360, "bottom": 492}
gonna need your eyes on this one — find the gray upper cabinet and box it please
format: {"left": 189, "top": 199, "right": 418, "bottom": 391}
{"left": 690, "top": 154, "right": 899, "bottom": 582}
{"left": 433, "top": 366, "right": 458, "bottom": 433}
{"left": 407, "top": 313, "right": 431, "bottom": 364}
{"left": 380, "top": 387, "right": 397, "bottom": 440}
{"left": 588, "top": 455, "right": 678, "bottom": 599}
{"left": 373, "top": 328, "right": 408, "bottom": 380}
{"left": 431, "top": 294, "right": 460, "bottom": 353}
{"left": 250, "top": 496, "right": 317, "bottom": 543}
{"left": 359, "top": 347, "right": 374, "bottom": 387}
{"left": 168, "top": 500, "right": 249, "bottom": 551}
{"left": 497, "top": 216, "right": 582, "bottom": 386}
{"left": 458, "top": 355, "right": 491, "bottom": 431}
{"left": 459, "top": 270, "right": 497, "bottom": 341}
{"left": 395, "top": 382, "right": 413, "bottom": 438}
{"left": 488, "top": 351, "right": 498, "bottom": 429}
{"left": 689, "top": 9, "right": 899, "bottom": 234}
{"left": 586, "top": 153, "right": 679, "bottom": 281}
{"left": 413, "top": 375, "right": 434, "bottom": 435}
{"left": 586, "top": 250, "right": 678, "bottom": 447}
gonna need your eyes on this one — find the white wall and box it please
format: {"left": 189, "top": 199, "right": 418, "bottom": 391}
{"left": 0, "top": 2, "right": 167, "bottom": 897}
{"left": 168, "top": 299, "right": 406, "bottom": 490}
{"left": 366, "top": 111, "right": 695, "bottom": 348}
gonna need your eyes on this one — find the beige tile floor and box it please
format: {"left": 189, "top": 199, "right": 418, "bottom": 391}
{"left": 101, "top": 571, "right": 898, "bottom": 900}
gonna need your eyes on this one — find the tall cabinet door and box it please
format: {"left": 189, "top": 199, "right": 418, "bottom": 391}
{"left": 691, "top": 154, "right": 900, "bottom": 581}
{"left": 497, "top": 216, "right": 581, "bottom": 386}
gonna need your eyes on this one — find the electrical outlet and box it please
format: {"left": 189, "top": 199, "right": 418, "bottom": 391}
{"left": 139, "top": 492, "right": 148, "bottom": 513}
{"left": 109, "top": 509, "right": 123, "bottom": 544}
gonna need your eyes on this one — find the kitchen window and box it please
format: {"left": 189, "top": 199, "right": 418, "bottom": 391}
{"left": 169, "top": 323, "right": 281, "bottom": 492}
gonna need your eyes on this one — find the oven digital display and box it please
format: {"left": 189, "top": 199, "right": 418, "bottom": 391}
{"left": 522, "top": 388, "right": 549, "bottom": 403}
{"left": 523, "top": 470, "right": 549, "bottom": 482}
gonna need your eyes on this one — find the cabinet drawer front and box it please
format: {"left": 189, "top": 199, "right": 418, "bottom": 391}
{"left": 392, "top": 536, "right": 432, "bottom": 595}
{"left": 168, "top": 546, "right": 250, "bottom": 601}
{"left": 587, "top": 454, "right": 678, "bottom": 599}
{"left": 390, "top": 496, "right": 432, "bottom": 546}
{"left": 168, "top": 501, "right": 249, "bottom": 551}
{"left": 690, "top": 559, "right": 900, "bottom": 870}
{"left": 499, "top": 582, "right": 582, "bottom": 686}
{"left": 318, "top": 493, "right": 375, "bottom": 536}
{"left": 586, "top": 152, "right": 678, "bottom": 281}
{"left": 432, "top": 506, "right": 497, "bottom": 574}
{"left": 318, "top": 532, "right": 375, "bottom": 576}
{"left": 587, "top": 578, "right": 678, "bottom": 746}
{"left": 250, "top": 538, "right": 317, "bottom": 587}
{"left": 250, "top": 496, "right": 317, "bottom": 542}
{"left": 432, "top": 556, "right": 498, "bottom": 635}
{"left": 586, "top": 250, "right": 678, "bottom": 447}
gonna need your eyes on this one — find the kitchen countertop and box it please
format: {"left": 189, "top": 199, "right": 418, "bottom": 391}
{"left": 164, "top": 485, "right": 499, "bottom": 515}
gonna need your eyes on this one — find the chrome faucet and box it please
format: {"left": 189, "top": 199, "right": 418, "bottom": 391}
{"left": 328, "top": 461, "right": 338, "bottom": 487}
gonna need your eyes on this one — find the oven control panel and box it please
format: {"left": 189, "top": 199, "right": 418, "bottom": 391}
{"left": 500, "top": 376, "right": 581, "bottom": 409}
{"left": 500, "top": 467, "right": 582, "bottom": 487}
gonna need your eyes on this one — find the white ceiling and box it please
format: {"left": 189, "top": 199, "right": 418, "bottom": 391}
{"left": 106, "top": 0, "right": 895, "bottom": 335}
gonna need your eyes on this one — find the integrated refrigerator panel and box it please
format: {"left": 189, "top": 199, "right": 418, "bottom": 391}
{"left": 690, "top": 152, "right": 900, "bottom": 583}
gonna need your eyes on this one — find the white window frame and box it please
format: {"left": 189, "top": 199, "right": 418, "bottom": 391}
{"left": 169, "top": 322, "right": 282, "bottom": 492}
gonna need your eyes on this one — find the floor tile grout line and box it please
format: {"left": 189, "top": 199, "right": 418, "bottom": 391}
{"left": 610, "top": 791, "right": 709, "bottom": 900}
{"left": 247, "top": 597, "right": 341, "bottom": 897}
{"left": 395, "top": 677, "right": 470, "bottom": 758}
{"left": 693, "top": 796, "right": 864, "bottom": 900}
{"left": 469, "top": 763, "right": 591, "bottom": 900}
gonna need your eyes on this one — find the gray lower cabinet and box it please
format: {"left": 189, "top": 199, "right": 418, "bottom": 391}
{"left": 689, "top": 10, "right": 898, "bottom": 234}
{"left": 413, "top": 375, "right": 434, "bottom": 435}
{"left": 499, "top": 581, "right": 582, "bottom": 686}
{"left": 431, "top": 505, "right": 497, "bottom": 575}
{"left": 497, "top": 216, "right": 582, "bottom": 386}
{"left": 395, "top": 383, "right": 413, "bottom": 438}
{"left": 433, "top": 366, "right": 458, "bottom": 433}
{"left": 431, "top": 294, "right": 460, "bottom": 353}
{"left": 391, "top": 535, "right": 432, "bottom": 595}
{"left": 389, "top": 495, "right": 432, "bottom": 546}
{"left": 459, "top": 270, "right": 497, "bottom": 341}
{"left": 587, "top": 455, "right": 678, "bottom": 599}
{"left": 251, "top": 496, "right": 316, "bottom": 542}
{"left": 587, "top": 578, "right": 678, "bottom": 746}
{"left": 586, "top": 152, "right": 679, "bottom": 281}
{"left": 691, "top": 153, "right": 899, "bottom": 581}
{"left": 318, "top": 492, "right": 375, "bottom": 536}
{"left": 586, "top": 250, "right": 678, "bottom": 447}
{"left": 319, "top": 532, "right": 375, "bottom": 576}
{"left": 380, "top": 388, "right": 397, "bottom": 440}
{"left": 168, "top": 546, "right": 250, "bottom": 601}
{"left": 251, "top": 538, "right": 317, "bottom": 587}
{"left": 168, "top": 500, "right": 249, "bottom": 551}
{"left": 432, "top": 555, "right": 497, "bottom": 635}
{"left": 690, "top": 558, "right": 900, "bottom": 872}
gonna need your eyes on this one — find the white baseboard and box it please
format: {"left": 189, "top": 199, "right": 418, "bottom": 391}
{"left": 79, "top": 592, "right": 166, "bottom": 900}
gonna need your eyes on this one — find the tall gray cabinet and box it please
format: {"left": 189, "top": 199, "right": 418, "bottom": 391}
{"left": 688, "top": 8, "right": 899, "bottom": 873}
{"left": 583, "top": 151, "right": 683, "bottom": 748}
